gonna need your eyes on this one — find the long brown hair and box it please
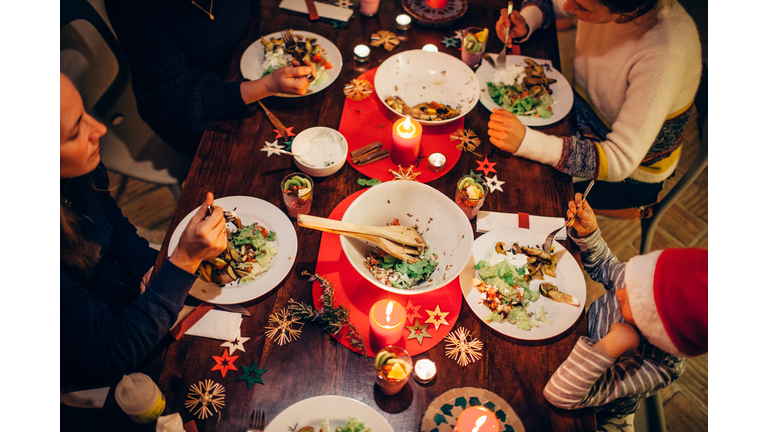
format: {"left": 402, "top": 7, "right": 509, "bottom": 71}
{"left": 60, "top": 180, "right": 101, "bottom": 279}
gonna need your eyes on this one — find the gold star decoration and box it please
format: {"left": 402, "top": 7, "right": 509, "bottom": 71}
{"left": 343, "top": 78, "right": 374, "bottom": 101}
{"left": 371, "top": 30, "right": 400, "bottom": 51}
{"left": 425, "top": 305, "right": 450, "bottom": 331}
{"left": 221, "top": 329, "right": 250, "bottom": 355}
{"left": 389, "top": 165, "right": 421, "bottom": 181}
{"left": 186, "top": 379, "right": 226, "bottom": 420}
{"left": 444, "top": 326, "right": 484, "bottom": 367}
{"left": 405, "top": 319, "right": 432, "bottom": 345}
{"left": 265, "top": 308, "right": 304, "bottom": 346}
{"left": 450, "top": 129, "right": 482, "bottom": 156}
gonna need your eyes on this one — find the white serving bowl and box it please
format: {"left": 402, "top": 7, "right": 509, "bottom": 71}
{"left": 291, "top": 127, "right": 348, "bottom": 177}
{"left": 374, "top": 50, "right": 481, "bottom": 126}
{"left": 340, "top": 181, "right": 474, "bottom": 294}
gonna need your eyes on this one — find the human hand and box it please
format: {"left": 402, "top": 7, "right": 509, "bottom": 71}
{"left": 594, "top": 322, "right": 641, "bottom": 358}
{"left": 169, "top": 192, "right": 228, "bottom": 275}
{"left": 566, "top": 192, "right": 598, "bottom": 238}
{"left": 139, "top": 266, "right": 154, "bottom": 294}
{"left": 495, "top": 8, "right": 529, "bottom": 47}
{"left": 488, "top": 108, "right": 526, "bottom": 153}
{"left": 264, "top": 62, "right": 315, "bottom": 95}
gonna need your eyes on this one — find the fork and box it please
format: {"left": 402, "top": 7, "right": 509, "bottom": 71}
{"left": 248, "top": 409, "right": 265, "bottom": 432}
{"left": 496, "top": 2, "right": 514, "bottom": 70}
{"left": 541, "top": 179, "right": 596, "bottom": 253}
{"left": 280, "top": 29, "right": 315, "bottom": 82}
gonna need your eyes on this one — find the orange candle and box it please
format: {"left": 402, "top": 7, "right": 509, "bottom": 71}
{"left": 454, "top": 406, "right": 500, "bottom": 432}
{"left": 369, "top": 300, "right": 406, "bottom": 349}
{"left": 391, "top": 117, "right": 422, "bottom": 166}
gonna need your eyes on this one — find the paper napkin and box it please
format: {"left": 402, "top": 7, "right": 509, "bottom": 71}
{"left": 171, "top": 305, "right": 243, "bottom": 341}
{"left": 156, "top": 413, "right": 184, "bottom": 432}
{"left": 279, "top": 0, "right": 353, "bottom": 21}
{"left": 476, "top": 211, "right": 567, "bottom": 240}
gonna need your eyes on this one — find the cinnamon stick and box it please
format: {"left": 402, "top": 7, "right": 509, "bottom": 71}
{"left": 355, "top": 148, "right": 389, "bottom": 165}
{"left": 358, "top": 153, "right": 390, "bottom": 166}
{"left": 350, "top": 141, "right": 382, "bottom": 158}
{"left": 351, "top": 147, "right": 382, "bottom": 164}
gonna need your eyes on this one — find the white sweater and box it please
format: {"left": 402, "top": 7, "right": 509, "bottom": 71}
{"left": 518, "top": 0, "right": 701, "bottom": 183}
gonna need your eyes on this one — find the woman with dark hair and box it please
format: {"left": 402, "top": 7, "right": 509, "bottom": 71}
{"left": 104, "top": 0, "right": 315, "bottom": 154}
{"left": 60, "top": 73, "right": 227, "bottom": 389}
{"left": 488, "top": 0, "right": 701, "bottom": 215}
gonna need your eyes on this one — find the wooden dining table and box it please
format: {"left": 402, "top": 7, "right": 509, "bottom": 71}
{"left": 98, "top": 0, "right": 596, "bottom": 430}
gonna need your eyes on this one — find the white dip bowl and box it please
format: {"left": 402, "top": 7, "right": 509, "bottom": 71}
{"left": 292, "top": 127, "right": 348, "bottom": 177}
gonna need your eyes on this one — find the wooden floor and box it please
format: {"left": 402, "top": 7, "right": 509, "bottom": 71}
{"left": 106, "top": 3, "right": 708, "bottom": 429}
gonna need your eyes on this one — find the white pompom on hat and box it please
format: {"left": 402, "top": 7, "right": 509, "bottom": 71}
{"left": 624, "top": 248, "right": 708, "bottom": 357}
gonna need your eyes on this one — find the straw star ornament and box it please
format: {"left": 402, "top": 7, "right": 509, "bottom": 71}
{"left": 186, "top": 379, "right": 225, "bottom": 420}
{"left": 343, "top": 79, "right": 373, "bottom": 101}
{"left": 389, "top": 165, "right": 421, "bottom": 181}
{"left": 371, "top": 30, "right": 400, "bottom": 51}
{"left": 450, "top": 129, "right": 481, "bottom": 155}
{"left": 444, "top": 326, "right": 484, "bottom": 367}
{"left": 265, "top": 308, "right": 304, "bottom": 345}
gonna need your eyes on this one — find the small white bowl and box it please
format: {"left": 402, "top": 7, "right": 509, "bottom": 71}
{"left": 340, "top": 181, "right": 474, "bottom": 295}
{"left": 291, "top": 127, "right": 348, "bottom": 177}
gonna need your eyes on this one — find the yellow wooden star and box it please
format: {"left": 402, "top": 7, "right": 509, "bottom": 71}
{"left": 425, "top": 305, "right": 450, "bottom": 331}
{"left": 389, "top": 165, "right": 421, "bottom": 181}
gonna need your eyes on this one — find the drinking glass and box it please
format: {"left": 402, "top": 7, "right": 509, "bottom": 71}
{"left": 360, "top": 0, "right": 379, "bottom": 16}
{"left": 281, "top": 173, "right": 313, "bottom": 218}
{"left": 374, "top": 345, "right": 412, "bottom": 395}
{"left": 460, "top": 27, "right": 487, "bottom": 68}
{"left": 455, "top": 175, "right": 487, "bottom": 220}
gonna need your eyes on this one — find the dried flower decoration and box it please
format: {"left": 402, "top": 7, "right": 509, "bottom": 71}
{"left": 371, "top": 30, "right": 400, "bottom": 51}
{"left": 344, "top": 79, "right": 374, "bottom": 101}
{"left": 450, "top": 129, "right": 482, "bottom": 156}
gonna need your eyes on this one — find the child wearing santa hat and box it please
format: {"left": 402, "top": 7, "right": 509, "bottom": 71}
{"left": 543, "top": 193, "right": 707, "bottom": 429}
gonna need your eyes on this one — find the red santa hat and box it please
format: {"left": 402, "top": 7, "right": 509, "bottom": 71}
{"left": 624, "top": 248, "right": 708, "bottom": 357}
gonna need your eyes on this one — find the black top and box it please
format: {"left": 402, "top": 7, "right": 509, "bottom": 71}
{"left": 105, "top": 0, "right": 255, "bottom": 154}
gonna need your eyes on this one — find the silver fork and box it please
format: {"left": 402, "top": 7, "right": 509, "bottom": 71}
{"left": 248, "top": 409, "right": 265, "bottom": 432}
{"left": 280, "top": 29, "right": 314, "bottom": 82}
{"left": 496, "top": 2, "right": 514, "bottom": 70}
{"left": 541, "top": 180, "right": 596, "bottom": 253}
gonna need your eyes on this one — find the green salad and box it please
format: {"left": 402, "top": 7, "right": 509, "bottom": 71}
{"left": 364, "top": 246, "right": 438, "bottom": 290}
{"left": 487, "top": 82, "right": 554, "bottom": 119}
{"left": 319, "top": 417, "right": 371, "bottom": 432}
{"left": 199, "top": 222, "right": 277, "bottom": 286}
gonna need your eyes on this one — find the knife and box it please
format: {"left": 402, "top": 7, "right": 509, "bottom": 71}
{"left": 304, "top": 0, "right": 320, "bottom": 20}
{"left": 215, "top": 303, "right": 251, "bottom": 317}
{"left": 258, "top": 101, "right": 289, "bottom": 140}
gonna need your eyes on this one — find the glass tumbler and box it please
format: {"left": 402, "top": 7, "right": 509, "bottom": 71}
{"left": 281, "top": 172, "right": 313, "bottom": 218}
{"left": 460, "top": 27, "right": 488, "bottom": 68}
{"left": 374, "top": 345, "right": 413, "bottom": 395}
{"left": 455, "top": 175, "right": 487, "bottom": 220}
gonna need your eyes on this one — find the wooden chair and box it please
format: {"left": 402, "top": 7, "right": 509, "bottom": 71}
{"left": 60, "top": 0, "right": 192, "bottom": 202}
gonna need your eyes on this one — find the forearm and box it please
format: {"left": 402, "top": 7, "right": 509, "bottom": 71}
{"left": 240, "top": 77, "right": 278, "bottom": 105}
{"left": 568, "top": 227, "right": 625, "bottom": 290}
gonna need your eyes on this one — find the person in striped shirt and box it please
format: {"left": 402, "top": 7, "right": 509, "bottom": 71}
{"left": 543, "top": 193, "right": 707, "bottom": 430}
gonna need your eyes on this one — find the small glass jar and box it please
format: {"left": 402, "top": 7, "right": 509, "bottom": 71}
{"left": 395, "top": 14, "right": 412, "bottom": 31}
{"left": 413, "top": 359, "right": 436, "bottom": 384}
{"left": 353, "top": 44, "right": 371, "bottom": 62}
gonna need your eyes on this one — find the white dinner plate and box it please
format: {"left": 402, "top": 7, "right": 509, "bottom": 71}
{"left": 475, "top": 54, "right": 574, "bottom": 127}
{"left": 265, "top": 396, "right": 394, "bottom": 432}
{"left": 374, "top": 50, "right": 481, "bottom": 126}
{"left": 239, "top": 31, "right": 342, "bottom": 98}
{"left": 167, "top": 196, "right": 298, "bottom": 305}
{"left": 460, "top": 227, "right": 586, "bottom": 340}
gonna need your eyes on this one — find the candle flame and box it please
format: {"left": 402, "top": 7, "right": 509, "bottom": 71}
{"left": 385, "top": 301, "right": 394, "bottom": 323}
{"left": 396, "top": 117, "right": 417, "bottom": 139}
{"left": 472, "top": 415, "right": 488, "bottom": 432}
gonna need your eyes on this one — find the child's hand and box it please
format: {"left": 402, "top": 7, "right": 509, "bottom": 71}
{"left": 495, "top": 8, "right": 529, "bottom": 47}
{"left": 566, "top": 192, "right": 598, "bottom": 238}
{"left": 594, "top": 323, "right": 640, "bottom": 359}
{"left": 488, "top": 108, "right": 525, "bottom": 153}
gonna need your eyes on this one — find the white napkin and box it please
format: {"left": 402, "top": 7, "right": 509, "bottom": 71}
{"left": 171, "top": 305, "right": 243, "bottom": 341}
{"left": 156, "top": 413, "right": 184, "bottom": 432}
{"left": 279, "top": 0, "right": 353, "bottom": 22}
{"left": 476, "top": 211, "right": 567, "bottom": 240}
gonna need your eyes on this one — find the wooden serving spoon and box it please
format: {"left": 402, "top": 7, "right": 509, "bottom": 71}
{"left": 297, "top": 215, "right": 426, "bottom": 248}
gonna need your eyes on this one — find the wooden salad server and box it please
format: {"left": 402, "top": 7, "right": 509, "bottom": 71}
{"left": 297, "top": 215, "right": 426, "bottom": 248}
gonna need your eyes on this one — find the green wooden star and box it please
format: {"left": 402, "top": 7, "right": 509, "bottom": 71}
{"left": 406, "top": 319, "right": 432, "bottom": 345}
{"left": 238, "top": 360, "right": 267, "bottom": 388}
{"left": 331, "top": 20, "right": 349, "bottom": 29}
{"left": 465, "top": 170, "right": 484, "bottom": 181}
{"left": 283, "top": 137, "right": 294, "bottom": 151}
{"left": 441, "top": 37, "right": 459, "bottom": 49}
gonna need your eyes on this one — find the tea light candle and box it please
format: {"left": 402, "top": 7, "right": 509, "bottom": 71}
{"left": 413, "top": 359, "right": 436, "bottom": 384}
{"left": 422, "top": 44, "right": 439, "bottom": 52}
{"left": 426, "top": 0, "right": 448, "bottom": 9}
{"left": 391, "top": 116, "right": 422, "bottom": 166}
{"left": 395, "top": 14, "right": 412, "bottom": 31}
{"left": 369, "top": 300, "right": 406, "bottom": 348}
{"left": 353, "top": 45, "right": 370, "bottom": 62}
{"left": 428, "top": 152, "right": 446, "bottom": 172}
{"left": 453, "top": 406, "right": 500, "bottom": 432}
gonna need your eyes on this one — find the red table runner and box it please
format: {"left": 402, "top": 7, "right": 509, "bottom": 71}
{"left": 313, "top": 190, "right": 463, "bottom": 357}
{"left": 338, "top": 68, "right": 464, "bottom": 183}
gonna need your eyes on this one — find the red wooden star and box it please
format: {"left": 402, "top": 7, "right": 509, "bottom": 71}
{"left": 211, "top": 349, "right": 239, "bottom": 378}
{"left": 475, "top": 157, "right": 497, "bottom": 176}
{"left": 404, "top": 299, "right": 423, "bottom": 325}
{"left": 274, "top": 126, "right": 296, "bottom": 140}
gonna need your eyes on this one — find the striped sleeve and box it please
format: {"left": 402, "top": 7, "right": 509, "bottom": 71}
{"left": 544, "top": 337, "right": 676, "bottom": 410}
{"left": 568, "top": 227, "right": 626, "bottom": 291}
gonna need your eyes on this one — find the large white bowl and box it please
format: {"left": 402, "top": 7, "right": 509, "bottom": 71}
{"left": 291, "top": 127, "right": 348, "bottom": 177}
{"left": 340, "top": 181, "right": 474, "bottom": 294}
{"left": 374, "top": 50, "right": 481, "bottom": 126}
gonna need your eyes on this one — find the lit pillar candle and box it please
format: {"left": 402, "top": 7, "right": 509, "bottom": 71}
{"left": 369, "top": 300, "right": 406, "bottom": 349}
{"left": 426, "top": 0, "right": 448, "bottom": 9}
{"left": 453, "top": 406, "right": 500, "bottom": 432}
{"left": 391, "top": 117, "right": 422, "bottom": 166}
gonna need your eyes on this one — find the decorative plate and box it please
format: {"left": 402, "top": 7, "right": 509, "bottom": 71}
{"left": 420, "top": 387, "right": 525, "bottom": 431}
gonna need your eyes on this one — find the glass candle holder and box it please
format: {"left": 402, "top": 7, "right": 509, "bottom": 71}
{"left": 360, "top": 0, "right": 380, "bottom": 16}
{"left": 354, "top": 44, "right": 370, "bottom": 62}
{"left": 413, "top": 359, "right": 437, "bottom": 384}
{"left": 455, "top": 175, "right": 487, "bottom": 220}
{"left": 281, "top": 172, "right": 313, "bottom": 218}
{"left": 395, "top": 14, "right": 412, "bottom": 31}
{"left": 374, "top": 345, "right": 413, "bottom": 395}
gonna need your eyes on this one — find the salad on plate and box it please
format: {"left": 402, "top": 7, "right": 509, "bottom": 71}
{"left": 290, "top": 417, "right": 371, "bottom": 432}
{"left": 260, "top": 30, "right": 332, "bottom": 87}
{"left": 486, "top": 58, "right": 557, "bottom": 119}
